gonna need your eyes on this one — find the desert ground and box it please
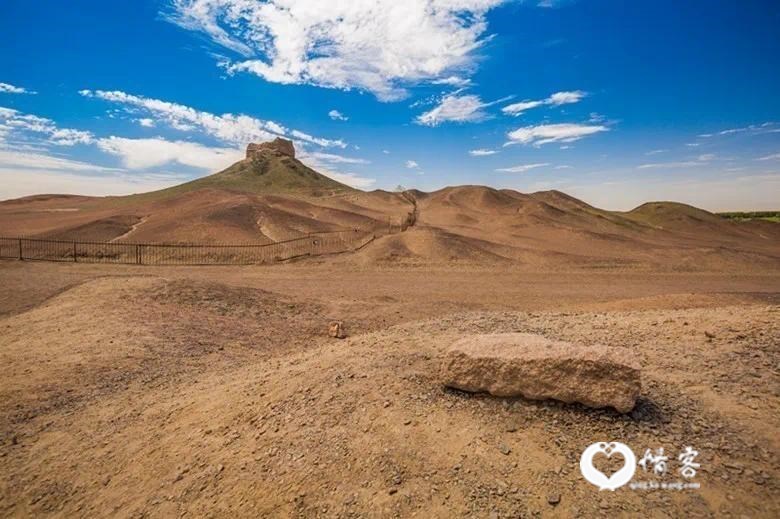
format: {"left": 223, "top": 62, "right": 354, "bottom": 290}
{"left": 0, "top": 259, "right": 778, "bottom": 518}
{"left": 1, "top": 141, "right": 779, "bottom": 517}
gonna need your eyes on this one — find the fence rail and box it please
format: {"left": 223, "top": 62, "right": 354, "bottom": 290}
{"left": 0, "top": 230, "right": 375, "bottom": 266}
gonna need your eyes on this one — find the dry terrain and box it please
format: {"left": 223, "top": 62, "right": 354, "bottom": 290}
{"left": 0, "top": 260, "right": 778, "bottom": 518}
{"left": 1, "top": 140, "right": 779, "bottom": 517}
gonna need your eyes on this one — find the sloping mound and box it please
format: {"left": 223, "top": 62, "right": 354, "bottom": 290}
{"left": 356, "top": 228, "right": 510, "bottom": 263}
{"left": 623, "top": 201, "right": 725, "bottom": 229}
{"left": 37, "top": 214, "right": 143, "bottom": 242}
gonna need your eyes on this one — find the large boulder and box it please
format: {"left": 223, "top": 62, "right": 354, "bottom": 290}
{"left": 441, "top": 333, "right": 641, "bottom": 413}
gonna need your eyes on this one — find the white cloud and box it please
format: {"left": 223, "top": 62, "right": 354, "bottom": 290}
{"left": 637, "top": 161, "right": 705, "bottom": 170}
{"left": 502, "top": 90, "right": 586, "bottom": 116}
{"left": 0, "top": 82, "right": 36, "bottom": 95}
{"left": 137, "top": 118, "right": 156, "bottom": 127}
{"left": 501, "top": 100, "right": 543, "bottom": 116}
{"left": 80, "top": 89, "right": 345, "bottom": 148}
{"left": 0, "top": 167, "right": 182, "bottom": 200}
{"left": 96, "top": 137, "right": 243, "bottom": 170}
{"left": 638, "top": 154, "right": 713, "bottom": 170}
{"left": 0, "top": 106, "right": 95, "bottom": 146}
{"left": 505, "top": 123, "right": 607, "bottom": 146}
{"left": 496, "top": 162, "right": 549, "bottom": 173}
{"left": 430, "top": 76, "right": 472, "bottom": 87}
{"left": 0, "top": 149, "right": 120, "bottom": 173}
{"left": 645, "top": 149, "right": 668, "bottom": 155}
{"left": 300, "top": 151, "right": 369, "bottom": 165}
{"left": 328, "top": 110, "right": 348, "bottom": 121}
{"left": 416, "top": 92, "right": 512, "bottom": 126}
{"left": 296, "top": 151, "right": 375, "bottom": 188}
{"left": 416, "top": 94, "right": 488, "bottom": 126}
{"left": 0, "top": 149, "right": 181, "bottom": 201}
{"left": 547, "top": 90, "right": 585, "bottom": 105}
{"left": 168, "top": 0, "right": 505, "bottom": 101}
{"left": 405, "top": 160, "right": 420, "bottom": 169}
{"left": 698, "top": 123, "right": 778, "bottom": 138}
{"left": 316, "top": 170, "right": 376, "bottom": 189}
{"left": 757, "top": 152, "right": 780, "bottom": 161}
{"left": 469, "top": 148, "right": 498, "bottom": 156}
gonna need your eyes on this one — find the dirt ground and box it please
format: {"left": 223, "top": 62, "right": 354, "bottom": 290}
{"left": 0, "top": 259, "right": 778, "bottom": 517}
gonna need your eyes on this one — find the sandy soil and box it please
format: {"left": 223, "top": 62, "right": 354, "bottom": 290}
{"left": 0, "top": 259, "right": 778, "bottom": 518}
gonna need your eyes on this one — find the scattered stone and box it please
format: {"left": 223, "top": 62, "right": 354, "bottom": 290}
{"left": 388, "top": 488, "right": 398, "bottom": 495}
{"left": 498, "top": 444, "right": 511, "bottom": 455}
{"left": 441, "top": 333, "right": 641, "bottom": 413}
{"left": 705, "top": 331, "right": 716, "bottom": 339}
{"left": 328, "top": 321, "right": 347, "bottom": 339}
{"left": 547, "top": 493, "right": 561, "bottom": 506}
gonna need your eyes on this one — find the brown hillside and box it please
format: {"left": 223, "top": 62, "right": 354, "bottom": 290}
{"left": 0, "top": 140, "right": 778, "bottom": 269}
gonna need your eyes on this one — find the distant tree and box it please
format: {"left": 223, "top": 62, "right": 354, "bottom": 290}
{"left": 394, "top": 184, "right": 407, "bottom": 192}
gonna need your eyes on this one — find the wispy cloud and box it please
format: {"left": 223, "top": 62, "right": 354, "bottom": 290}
{"left": 0, "top": 106, "right": 94, "bottom": 146}
{"left": 295, "top": 151, "right": 375, "bottom": 188}
{"left": 96, "top": 137, "right": 243, "bottom": 170}
{"left": 698, "top": 122, "right": 779, "bottom": 138}
{"left": 757, "top": 152, "right": 780, "bottom": 161}
{"left": 496, "top": 162, "right": 549, "bottom": 173}
{"left": 79, "top": 89, "right": 345, "bottom": 148}
{"left": 638, "top": 153, "right": 714, "bottom": 170}
{"left": 505, "top": 123, "right": 607, "bottom": 146}
{"left": 328, "top": 109, "right": 348, "bottom": 121}
{"left": 416, "top": 93, "right": 510, "bottom": 127}
{"left": 637, "top": 161, "right": 705, "bottom": 170}
{"left": 405, "top": 160, "right": 420, "bottom": 169}
{"left": 502, "top": 90, "right": 586, "bottom": 116}
{"left": 0, "top": 82, "right": 36, "bottom": 95}
{"left": 0, "top": 149, "right": 119, "bottom": 173}
{"left": 168, "top": 0, "right": 505, "bottom": 101}
{"left": 469, "top": 148, "right": 498, "bottom": 156}
{"left": 301, "top": 151, "right": 369, "bottom": 165}
{"left": 645, "top": 149, "right": 669, "bottom": 156}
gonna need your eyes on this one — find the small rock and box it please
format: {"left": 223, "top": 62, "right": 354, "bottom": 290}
{"left": 498, "top": 444, "right": 511, "bottom": 455}
{"left": 547, "top": 493, "right": 561, "bottom": 506}
{"left": 328, "top": 321, "right": 347, "bottom": 339}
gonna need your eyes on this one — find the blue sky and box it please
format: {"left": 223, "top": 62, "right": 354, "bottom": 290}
{"left": 1, "top": 0, "right": 779, "bottom": 210}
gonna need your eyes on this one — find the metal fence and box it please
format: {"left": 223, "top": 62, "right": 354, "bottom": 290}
{"left": 0, "top": 230, "right": 375, "bottom": 266}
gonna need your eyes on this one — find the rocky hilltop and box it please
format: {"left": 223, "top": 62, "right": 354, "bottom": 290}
{"left": 246, "top": 138, "right": 296, "bottom": 159}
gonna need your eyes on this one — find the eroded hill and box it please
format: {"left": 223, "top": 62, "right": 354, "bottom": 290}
{"left": 1, "top": 140, "right": 778, "bottom": 269}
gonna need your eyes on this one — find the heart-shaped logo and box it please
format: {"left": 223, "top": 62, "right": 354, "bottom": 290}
{"left": 580, "top": 442, "right": 636, "bottom": 491}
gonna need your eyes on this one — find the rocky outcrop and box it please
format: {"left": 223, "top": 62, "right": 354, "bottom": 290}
{"left": 246, "top": 138, "right": 295, "bottom": 159}
{"left": 441, "top": 333, "right": 641, "bottom": 413}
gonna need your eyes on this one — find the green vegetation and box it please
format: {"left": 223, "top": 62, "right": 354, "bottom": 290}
{"left": 718, "top": 211, "right": 780, "bottom": 223}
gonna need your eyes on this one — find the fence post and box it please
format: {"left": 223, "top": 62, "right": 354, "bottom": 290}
{"left": 73, "top": 241, "right": 77, "bottom": 262}
{"left": 18, "top": 238, "right": 23, "bottom": 260}
{"left": 138, "top": 244, "right": 143, "bottom": 265}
